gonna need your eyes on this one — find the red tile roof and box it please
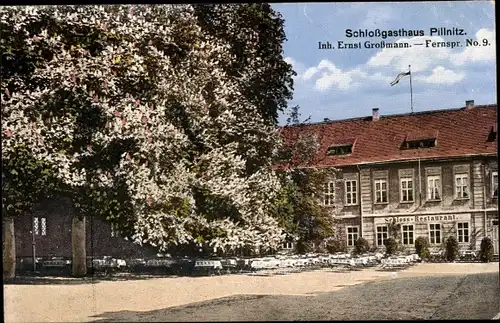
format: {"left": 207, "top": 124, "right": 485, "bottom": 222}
{"left": 278, "top": 104, "right": 497, "bottom": 168}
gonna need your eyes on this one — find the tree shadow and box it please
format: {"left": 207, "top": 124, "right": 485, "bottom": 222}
{"left": 3, "top": 272, "right": 190, "bottom": 285}
{"left": 87, "top": 272, "right": 499, "bottom": 322}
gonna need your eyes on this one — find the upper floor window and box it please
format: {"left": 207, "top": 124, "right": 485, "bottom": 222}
{"left": 400, "top": 177, "right": 414, "bottom": 202}
{"left": 492, "top": 171, "right": 498, "bottom": 199}
{"left": 454, "top": 173, "right": 469, "bottom": 199}
{"left": 374, "top": 179, "right": 388, "bottom": 204}
{"left": 403, "top": 139, "right": 436, "bottom": 149}
{"left": 33, "top": 217, "right": 47, "bottom": 236}
{"left": 427, "top": 175, "right": 441, "bottom": 201}
{"left": 324, "top": 181, "right": 335, "bottom": 206}
{"left": 402, "top": 131, "right": 438, "bottom": 150}
{"left": 487, "top": 123, "right": 497, "bottom": 142}
{"left": 327, "top": 144, "right": 353, "bottom": 156}
{"left": 345, "top": 179, "right": 358, "bottom": 205}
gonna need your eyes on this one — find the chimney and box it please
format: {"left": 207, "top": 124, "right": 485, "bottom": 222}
{"left": 465, "top": 100, "right": 474, "bottom": 110}
{"left": 372, "top": 108, "right": 380, "bottom": 121}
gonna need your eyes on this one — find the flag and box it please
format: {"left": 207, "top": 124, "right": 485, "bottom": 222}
{"left": 390, "top": 71, "right": 411, "bottom": 86}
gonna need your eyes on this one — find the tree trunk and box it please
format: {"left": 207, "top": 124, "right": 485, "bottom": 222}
{"left": 71, "top": 216, "right": 87, "bottom": 277}
{"left": 3, "top": 216, "right": 16, "bottom": 279}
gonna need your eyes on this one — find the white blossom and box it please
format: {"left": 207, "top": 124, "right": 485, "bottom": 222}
{"left": 1, "top": 5, "right": 286, "bottom": 253}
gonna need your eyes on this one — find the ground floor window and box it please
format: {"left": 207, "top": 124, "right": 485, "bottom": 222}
{"left": 347, "top": 226, "right": 359, "bottom": 246}
{"left": 401, "top": 224, "right": 414, "bottom": 245}
{"left": 33, "top": 217, "right": 47, "bottom": 236}
{"left": 282, "top": 242, "right": 294, "bottom": 250}
{"left": 429, "top": 223, "right": 441, "bottom": 244}
{"left": 457, "top": 222, "right": 469, "bottom": 243}
{"left": 110, "top": 223, "right": 120, "bottom": 237}
{"left": 376, "top": 226, "right": 388, "bottom": 246}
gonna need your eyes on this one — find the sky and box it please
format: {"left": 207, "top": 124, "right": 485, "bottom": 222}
{"left": 271, "top": 1, "right": 496, "bottom": 124}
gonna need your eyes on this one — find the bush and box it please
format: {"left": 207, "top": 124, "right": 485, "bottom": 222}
{"left": 479, "top": 237, "right": 494, "bottom": 262}
{"left": 414, "top": 236, "right": 430, "bottom": 260}
{"left": 354, "top": 237, "right": 370, "bottom": 254}
{"left": 296, "top": 240, "right": 314, "bottom": 254}
{"left": 445, "top": 236, "right": 459, "bottom": 262}
{"left": 325, "top": 239, "right": 347, "bottom": 254}
{"left": 384, "top": 238, "right": 397, "bottom": 255}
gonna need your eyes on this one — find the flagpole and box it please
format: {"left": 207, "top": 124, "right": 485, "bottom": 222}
{"left": 409, "top": 64, "right": 413, "bottom": 113}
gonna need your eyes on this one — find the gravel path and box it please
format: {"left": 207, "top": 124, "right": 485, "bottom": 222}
{"left": 4, "top": 263, "right": 499, "bottom": 322}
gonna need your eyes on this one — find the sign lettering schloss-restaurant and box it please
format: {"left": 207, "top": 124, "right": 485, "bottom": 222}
{"left": 384, "top": 214, "right": 470, "bottom": 224}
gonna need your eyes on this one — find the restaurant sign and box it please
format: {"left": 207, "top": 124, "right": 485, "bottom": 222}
{"left": 382, "top": 213, "right": 470, "bottom": 224}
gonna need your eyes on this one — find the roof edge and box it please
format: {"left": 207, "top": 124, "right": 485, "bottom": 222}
{"left": 277, "top": 153, "right": 498, "bottom": 170}
{"left": 281, "top": 103, "right": 497, "bottom": 129}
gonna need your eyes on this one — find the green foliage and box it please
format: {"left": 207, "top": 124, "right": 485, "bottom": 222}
{"left": 194, "top": 4, "right": 295, "bottom": 126}
{"left": 2, "top": 145, "right": 61, "bottom": 218}
{"left": 384, "top": 238, "right": 398, "bottom": 255}
{"left": 414, "top": 236, "right": 430, "bottom": 260}
{"left": 386, "top": 219, "right": 402, "bottom": 240}
{"left": 193, "top": 4, "right": 295, "bottom": 176}
{"left": 296, "top": 240, "right": 314, "bottom": 254}
{"left": 325, "top": 239, "right": 347, "bottom": 254}
{"left": 479, "top": 237, "right": 494, "bottom": 262}
{"left": 445, "top": 236, "right": 459, "bottom": 262}
{"left": 269, "top": 167, "right": 337, "bottom": 252}
{"left": 354, "top": 237, "right": 370, "bottom": 255}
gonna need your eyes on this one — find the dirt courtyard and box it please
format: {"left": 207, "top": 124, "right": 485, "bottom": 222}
{"left": 4, "top": 263, "right": 499, "bottom": 322}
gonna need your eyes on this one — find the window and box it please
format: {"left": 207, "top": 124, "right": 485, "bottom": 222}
{"left": 41, "top": 218, "right": 46, "bottom": 236}
{"left": 429, "top": 223, "right": 441, "bottom": 244}
{"left": 376, "top": 226, "right": 388, "bottom": 246}
{"left": 33, "top": 217, "right": 47, "bottom": 236}
{"left": 402, "top": 139, "right": 436, "bottom": 149}
{"left": 345, "top": 180, "right": 358, "bottom": 205}
{"left": 327, "top": 145, "right": 353, "bottom": 156}
{"left": 110, "top": 223, "right": 120, "bottom": 237}
{"left": 374, "top": 179, "right": 388, "bottom": 204}
{"left": 427, "top": 175, "right": 441, "bottom": 200}
{"left": 401, "top": 224, "right": 414, "bottom": 245}
{"left": 454, "top": 174, "right": 469, "bottom": 199}
{"left": 492, "top": 171, "right": 498, "bottom": 198}
{"left": 33, "top": 217, "right": 39, "bottom": 235}
{"left": 488, "top": 124, "right": 497, "bottom": 142}
{"left": 400, "top": 177, "right": 414, "bottom": 202}
{"left": 346, "top": 227, "right": 359, "bottom": 246}
{"left": 282, "top": 242, "right": 294, "bottom": 250}
{"left": 457, "top": 222, "right": 469, "bottom": 243}
{"left": 324, "top": 181, "right": 335, "bottom": 206}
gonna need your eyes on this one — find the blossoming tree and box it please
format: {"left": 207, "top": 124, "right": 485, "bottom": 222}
{"left": 1, "top": 4, "right": 293, "bottom": 278}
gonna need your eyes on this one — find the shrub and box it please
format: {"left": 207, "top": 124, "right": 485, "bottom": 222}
{"left": 296, "top": 240, "right": 314, "bottom": 254}
{"left": 479, "top": 237, "right": 494, "bottom": 262}
{"left": 325, "top": 239, "right": 347, "bottom": 254}
{"left": 354, "top": 237, "right": 370, "bottom": 254}
{"left": 414, "top": 236, "right": 430, "bottom": 260}
{"left": 384, "top": 238, "right": 398, "bottom": 255}
{"left": 445, "top": 236, "right": 459, "bottom": 262}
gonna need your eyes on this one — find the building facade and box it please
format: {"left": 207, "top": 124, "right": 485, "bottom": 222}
{"left": 15, "top": 196, "right": 158, "bottom": 262}
{"left": 280, "top": 101, "right": 498, "bottom": 254}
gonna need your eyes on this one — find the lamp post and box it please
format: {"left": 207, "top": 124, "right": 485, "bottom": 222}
{"left": 31, "top": 215, "right": 36, "bottom": 272}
